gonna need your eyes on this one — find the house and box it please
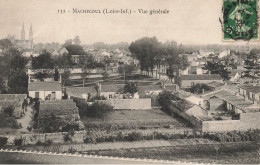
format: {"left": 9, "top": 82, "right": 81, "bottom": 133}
{"left": 238, "top": 84, "right": 260, "bottom": 104}
{"left": 176, "top": 74, "right": 223, "bottom": 88}
{"left": 28, "top": 81, "right": 62, "bottom": 100}
{"left": 66, "top": 84, "right": 125, "bottom": 100}
{"left": 59, "top": 48, "right": 68, "bottom": 55}
{"left": 229, "top": 69, "right": 245, "bottom": 82}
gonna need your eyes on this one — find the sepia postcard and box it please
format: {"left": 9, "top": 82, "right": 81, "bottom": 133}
{"left": 0, "top": 0, "right": 260, "bottom": 164}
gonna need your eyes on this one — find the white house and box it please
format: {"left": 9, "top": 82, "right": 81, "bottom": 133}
{"left": 28, "top": 81, "right": 62, "bottom": 100}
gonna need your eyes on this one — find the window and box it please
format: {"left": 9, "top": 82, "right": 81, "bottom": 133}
{"left": 109, "top": 94, "right": 113, "bottom": 99}
{"left": 191, "top": 82, "right": 195, "bottom": 86}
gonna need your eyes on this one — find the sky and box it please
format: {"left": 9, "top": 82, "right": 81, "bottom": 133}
{"left": 0, "top": 0, "right": 258, "bottom": 45}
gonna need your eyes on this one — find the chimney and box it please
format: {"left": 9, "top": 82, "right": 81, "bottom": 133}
{"left": 202, "top": 88, "right": 205, "bottom": 94}
{"left": 28, "top": 75, "right": 31, "bottom": 83}
{"left": 208, "top": 71, "right": 211, "bottom": 75}
{"left": 59, "top": 75, "right": 62, "bottom": 84}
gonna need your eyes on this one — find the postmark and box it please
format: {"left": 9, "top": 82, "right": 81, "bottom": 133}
{"left": 222, "top": 0, "right": 258, "bottom": 41}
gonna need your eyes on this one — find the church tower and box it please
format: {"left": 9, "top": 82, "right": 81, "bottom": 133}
{"left": 29, "top": 23, "right": 33, "bottom": 41}
{"left": 21, "top": 23, "right": 25, "bottom": 40}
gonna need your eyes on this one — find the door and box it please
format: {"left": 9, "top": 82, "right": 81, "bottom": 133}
{"left": 35, "top": 92, "right": 39, "bottom": 98}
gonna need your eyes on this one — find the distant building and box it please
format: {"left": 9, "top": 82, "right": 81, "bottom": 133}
{"left": 177, "top": 74, "right": 223, "bottom": 88}
{"left": 15, "top": 23, "right": 33, "bottom": 50}
{"left": 28, "top": 81, "right": 62, "bottom": 100}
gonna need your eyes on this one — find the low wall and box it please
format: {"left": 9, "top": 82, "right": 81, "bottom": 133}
{"left": 98, "top": 98, "right": 151, "bottom": 110}
{"left": 202, "top": 112, "right": 260, "bottom": 132}
{"left": 202, "top": 120, "right": 241, "bottom": 133}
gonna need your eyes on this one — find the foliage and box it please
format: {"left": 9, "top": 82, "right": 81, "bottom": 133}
{"left": 63, "top": 130, "right": 75, "bottom": 143}
{"left": 13, "top": 138, "right": 24, "bottom": 146}
{"left": 102, "top": 71, "right": 109, "bottom": 81}
{"left": 118, "top": 64, "right": 135, "bottom": 79}
{"left": 34, "top": 71, "right": 48, "bottom": 82}
{"left": 243, "top": 49, "right": 260, "bottom": 80}
{"left": 157, "top": 91, "right": 180, "bottom": 114}
{"left": 7, "top": 71, "right": 28, "bottom": 94}
{"left": 65, "top": 44, "right": 85, "bottom": 55}
{"left": 0, "top": 113, "right": 19, "bottom": 128}
{"left": 124, "top": 82, "right": 137, "bottom": 95}
{"left": 163, "top": 41, "right": 189, "bottom": 82}
{"left": 188, "top": 83, "right": 214, "bottom": 94}
{"left": 87, "top": 102, "right": 113, "bottom": 118}
{"left": 32, "top": 50, "right": 54, "bottom": 69}
{"left": 78, "top": 55, "right": 96, "bottom": 86}
{"left": 129, "top": 37, "right": 161, "bottom": 74}
{"left": 54, "top": 68, "right": 59, "bottom": 81}
{"left": 203, "top": 61, "right": 231, "bottom": 81}
{"left": 3, "top": 106, "right": 14, "bottom": 117}
{"left": 0, "top": 137, "right": 8, "bottom": 147}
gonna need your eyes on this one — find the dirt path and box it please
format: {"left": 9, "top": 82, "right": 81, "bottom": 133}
{"left": 16, "top": 105, "right": 33, "bottom": 133}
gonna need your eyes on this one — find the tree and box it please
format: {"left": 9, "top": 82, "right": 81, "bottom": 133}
{"left": 102, "top": 71, "right": 109, "bottom": 81}
{"left": 189, "top": 83, "right": 214, "bottom": 94}
{"left": 35, "top": 71, "right": 48, "bottom": 82}
{"left": 54, "top": 68, "right": 59, "bottom": 81}
{"left": 73, "top": 36, "right": 81, "bottom": 45}
{"left": 78, "top": 55, "right": 96, "bottom": 87}
{"left": 203, "top": 61, "right": 231, "bottom": 81}
{"left": 163, "top": 41, "right": 189, "bottom": 82}
{"left": 129, "top": 37, "right": 161, "bottom": 75}
{"left": 124, "top": 82, "right": 137, "bottom": 95}
{"left": 157, "top": 91, "right": 180, "bottom": 114}
{"left": 8, "top": 71, "right": 28, "bottom": 94}
{"left": 118, "top": 64, "right": 135, "bottom": 80}
{"left": 32, "top": 50, "right": 54, "bottom": 69}
{"left": 243, "top": 49, "right": 260, "bottom": 81}
{"left": 54, "top": 53, "right": 73, "bottom": 86}
{"left": 65, "top": 44, "right": 85, "bottom": 55}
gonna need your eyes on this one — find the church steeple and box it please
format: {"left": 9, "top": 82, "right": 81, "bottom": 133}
{"left": 29, "top": 23, "right": 33, "bottom": 41}
{"left": 21, "top": 23, "right": 25, "bottom": 40}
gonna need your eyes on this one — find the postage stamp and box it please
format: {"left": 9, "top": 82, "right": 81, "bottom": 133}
{"left": 222, "top": 0, "right": 258, "bottom": 41}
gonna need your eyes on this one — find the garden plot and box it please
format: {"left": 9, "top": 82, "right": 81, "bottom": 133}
{"left": 82, "top": 109, "right": 192, "bottom": 131}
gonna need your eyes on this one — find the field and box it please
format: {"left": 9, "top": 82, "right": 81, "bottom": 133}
{"left": 81, "top": 109, "right": 193, "bottom": 141}
{"left": 83, "top": 141, "right": 259, "bottom": 164}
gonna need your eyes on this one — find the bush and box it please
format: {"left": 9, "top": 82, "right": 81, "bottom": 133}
{"left": 3, "top": 106, "right": 15, "bottom": 117}
{"left": 127, "top": 132, "right": 143, "bottom": 141}
{"left": 87, "top": 102, "right": 113, "bottom": 118}
{"left": 13, "top": 138, "right": 24, "bottom": 146}
{"left": 0, "top": 114, "right": 19, "bottom": 129}
{"left": 0, "top": 137, "right": 8, "bottom": 147}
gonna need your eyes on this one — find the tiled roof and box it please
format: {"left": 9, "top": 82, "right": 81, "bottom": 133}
{"left": 100, "top": 84, "right": 125, "bottom": 93}
{"left": 66, "top": 84, "right": 125, "bottom": 97}
{"left": 206, "top": 81, "right": 224, "bottom": 88}
{"left": 180, "top": 74, "right": 222, "bottom": 80}
{"left": 203, "top": 89, "right": 254, "bottom": 112}
{"left": 66, "top": 87, "right": 97, "bottom": 97}
{"left": 28, "top": 82, "right": 61, "bottom": 91}
{"left": 239, "top": 84, "right": 260, "bottom": 94}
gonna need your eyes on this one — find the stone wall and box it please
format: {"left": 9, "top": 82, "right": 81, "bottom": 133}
{"left": 98, "top": 98, "right": 151, "bottom": 110}
{"left": 202, "top": 112, "right": 260, "bottom": 132}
